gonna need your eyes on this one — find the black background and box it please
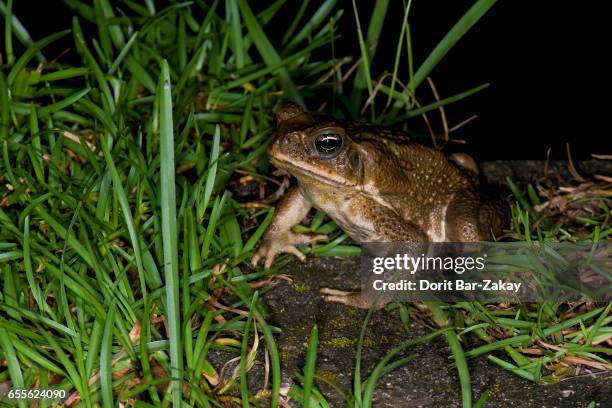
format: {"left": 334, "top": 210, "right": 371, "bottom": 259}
{"left": 9, "top": 1, "right": 610, "bottom": 160}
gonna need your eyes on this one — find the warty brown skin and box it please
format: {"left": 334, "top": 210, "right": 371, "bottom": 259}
{"left": 251, "top": 101, "right": 506, "bottom": 307}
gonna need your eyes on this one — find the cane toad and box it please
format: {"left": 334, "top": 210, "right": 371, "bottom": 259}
{"left": 252, "top": 101, "right": 506, "bottom": 306}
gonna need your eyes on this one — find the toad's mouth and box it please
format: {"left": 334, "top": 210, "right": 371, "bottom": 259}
{"left": 270, "top": 156, "right": 355, "bottom": 187}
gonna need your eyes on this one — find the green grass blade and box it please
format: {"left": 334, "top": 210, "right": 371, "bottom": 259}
{"left": 0, "top": 0, "right": 39, "bottom": 61}
{"left": 302, "top": 325, "right": 319, "bottom": 408}
{"left": 354, "top": 305, "right": 375, "bottom": 407}
{"left": 201, "top": 192, "right": 227, "bottom": 259}
{"left": 446, "top": 330, "right": 472, "bottom": 408}
{"left": 473, "top": 390, "right": 490, "bottom": 408}
{"left": 7, "top": 29, "right": 70, "bottom": 85}
{"left": 281, "top": 0, "right": 310, "bottom": 46}
{"left": 0, "top": 71, "right": 8, "bottom": 151}
{"left": 22, "top": 216, "right": 44, "bottom": 310}
{"left": 3, "top": 0, "right": 14, "bottom": 66}
{"left": 0, "top": 328, "right": 25, "bottom": 408}
{"left": 72, "top": 17, "right": 115, "bottom": 114}
{"left": 239, "top": 92, "right": 254, "bottom": 147}
{"left": 350, "top": 0, "right": 373, "bottom": 106}
{"left": 239, "top": 289, "right": 281, "bottom": 408}
{"left": 542, "top": 307, "right": 605, "bottom": 337}
{"left": 94, "top": 0, "right": 112, "bottom": 59}
{"left": 386, "top": 82, "right": 490, "bottom": 124}
{"left": 125, "top": 56, "right": 156, "bottom": 93}
{"left": 242, "top": 208, "right": 274, "bottom": 255}
{"left": 227, "top": 0, "right": 245, "bottom": 69}
{"left": 159, "top": 59, "right": 182, "bottom": 407}
{"left": 99, "top": 0, "right": 125, "bottom": 49}
{"left": 4, "top": 332, "right": 65, "bottom": 375}
{"left": 238, "top": 0, "right": 302, "bottom": 104}
{"left": 352, "top": 0, "right": 389, "bottom": 98}
{"left": 412, "top": 0, "right": 497, "bottom": 89}
{"left": 177, "top": 12, "right": 187, "bottom": 71}
{"left": 465, "top": 335, "right": 531, "bottom": 359}
{"left": 27, "top": 106, "right": 44, "bottom": 183}
{"left": 39, "top": 87, "right": 91, "bottom": 117}
{"left": 202, "top": 125, "right": 220, "bottom": 214}
{"left": 100, "top": 301, "right": 116, "bottom": 408}
{"left": 99, "top": 134, "right": 148, "bottom": 299}
{"left": 108, "top": 31, "right": 139, "bottom": 75}
{"left": 220, "top": 206, "right": 243, "bottom": 258}
{"left": 286, "top": 0, "right": 336, "bottom": 49}
{"left": 38, "top": 327, "right": 84, "bottom": 397}
{"left": 487, "top": 355, "right": 536, "bottom": 382}
{"left": 361, "top": 328, "right": 449, "bottom": 408}
{"left": 406, "top": 22, "right": 415, "bottom": 97}
{"left": 38, "top": 67, "right": 91, "bottom": 82}
{"left": 64, "top": 0, "right": 95, "bottom": 22}
{"left": 586, "top": 303, "right": 612, "bottom": 346}
{"left": 34, "top": 206, "right": 94, "bottom": 268}
{"left": 240, "top": 292, "right": 258, "bottom": 408}
{"left": 386, "top": 0, "right": 412, "bottom": 108}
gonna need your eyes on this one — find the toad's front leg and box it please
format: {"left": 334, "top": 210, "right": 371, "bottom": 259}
{"left": 251, "top": 186, "right": 327, "bottom": 269}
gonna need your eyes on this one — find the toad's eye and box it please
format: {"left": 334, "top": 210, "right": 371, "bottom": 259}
{"left": 314, "top": 132, "right": 343, "bottom": 157}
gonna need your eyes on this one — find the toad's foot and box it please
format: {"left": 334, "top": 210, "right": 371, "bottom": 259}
{"left": 251, "top": 231, "right": 327, "bottom": 269}
{"left": 319, "top": 288, "right": 385, "bottom": 309}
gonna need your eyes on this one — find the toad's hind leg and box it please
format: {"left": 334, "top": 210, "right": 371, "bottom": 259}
{"left": 478, "top": 200, "right": 508, "bottom": 239}
{"left": 445, "top": 192, "right": 507, "bottom": 241}
{"left": 319, "top": 288, "right": 385, "bottom": 309}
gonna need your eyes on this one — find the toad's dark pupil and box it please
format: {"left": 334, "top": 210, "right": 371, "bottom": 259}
{"left": 315, "top": 133, "right": 341, "bottom": 154}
